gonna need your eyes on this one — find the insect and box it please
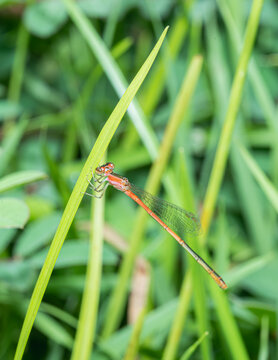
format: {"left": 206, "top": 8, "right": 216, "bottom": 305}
{"left": 86, "top": 162, "right": 227, "bottom": 289}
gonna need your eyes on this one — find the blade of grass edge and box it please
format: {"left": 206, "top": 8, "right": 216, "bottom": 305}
{"left": 70, "top": 193, "right": 104, "bottom": 360}
{"left": 258, "top": 316, "right": 269, "bottom": 360}
{"left": 201, "top": 0, "right": 264, "bottom": 237}
{"left": 123, "top": 307, "right": 147, "bottom": 360}
{"left": 162, "top": 270, "right": 193, "bottom": 360}
{"left": 163, "top": 148, "right": 211, "bottom": 360}
{"left": 238, "top": 144, "right": 278, "bottom": 213}
{"left": 4, "top": 14, "right": 31, "bottom": 133}
{"left": 62, "top": 0, "right": 158, "bottom": 157}
{"left": 180, "top": 331, "right": 209, "bottom": 360}
{"left": 13, "top": 26, "right": 168, "bottom": 360}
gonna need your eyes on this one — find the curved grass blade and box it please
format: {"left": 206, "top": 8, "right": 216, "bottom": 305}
{"left": 62, "top": 0, "right": 159, "bottom": 157}
{"left": 239, "top": 144, "right": 278, "bottom": 213}
{"left": 0, "top": 171, "right": 47, "bottom": 194}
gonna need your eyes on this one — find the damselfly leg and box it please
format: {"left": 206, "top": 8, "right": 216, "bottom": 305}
{"left": 83, "top": 173, "right": 109, "bottom": 198}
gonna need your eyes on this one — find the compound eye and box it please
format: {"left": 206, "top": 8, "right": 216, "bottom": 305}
{"left": 107, "top": 162, "right": 114, "bottom": 170}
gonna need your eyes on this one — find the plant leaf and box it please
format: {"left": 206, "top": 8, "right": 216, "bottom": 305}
{"left": 0, "top": 170, "right": 47, "bottom": 194}
{"left": 23, "top": 0, "right": 68, "bottom": 38}
{"left": 0, "top": 198, "right": 29, "bottom": 229}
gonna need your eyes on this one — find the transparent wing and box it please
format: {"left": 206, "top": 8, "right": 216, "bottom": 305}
{"left": 130, "top": 184, "right": 200, "bottom": 237}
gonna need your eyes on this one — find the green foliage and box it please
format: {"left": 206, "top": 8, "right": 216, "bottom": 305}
{"left": 0, "top": 198, "right": 29, "bottom": 229}
{"left": 24, "top": 1, "right": 68, "bottom": 38}
{"left": 0, "top": 0, "right": 276, "bottom": 359}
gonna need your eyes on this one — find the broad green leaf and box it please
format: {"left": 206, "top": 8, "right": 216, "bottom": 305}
{"left": 25, "top": 196, "right": 55, "bottom": 220}
{"left": 34, "top": 311, "right": 73, "bottom": 349}
{"left": 14, "top": 213, "right": 61, "bottom": 257}
{"left": 239, "top": 144, "right": 278, "bottom": 213}
{"left": 0, "top": 100, "right": 22, "bottom": 120}
{"left": 0, "top": 260, "right": 36, "bottom": 291}
{"left": 100, "top": 300, "right": 178, "bottom": 358}
{"left": 180, "top": 331, "right": 209, "bottom": 360}
{"left": 0, "top": 198, "right": 29, "bottom": 229}
{"left": 0, "top": 229, "right": 16, "bottom": 253}
{"left": 27, "top": 241, "right": 118, "bottom": 269}
{"left": 23, "top": 0, "right": 68, "bottom": 38}
{"left": 224, "top": 253, "right": 274, "bottom": 288}
{"left": 0, "top": 117, "right": 28, "bottom": 177}
{"left": 0, "top": 170, "right": 47, "bottom": 194}
{"left": 24, "top": 74, "right": 66, "bottom": 108}
{"left": 242, "top": 256, "right": 278, "bottom": 300}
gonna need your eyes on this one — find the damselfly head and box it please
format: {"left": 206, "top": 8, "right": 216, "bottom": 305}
{"left": 95, "top": 162, "right": 114, "bottom": 175}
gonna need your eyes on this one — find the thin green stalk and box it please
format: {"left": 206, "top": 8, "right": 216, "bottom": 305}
{"left": 0, "top": 117, "right": 28, "bottom": 177}
{"left": 162, "top": 270, "right": 193, "bottom": 360}
{"left": 14, "top": 27, "right": 168, "bottom": 360}
{"left": 180, "top": 331, "right": 209, "bottom": 360}
{"left": 217, "top": 0, "right": 278, "bottom": 134}
{"left": 101, "top": 55, "right": 203, "bottom": 338}
{"left": 163, "top": 149, "right": 210, "bottom": 360}
{"left": 201, "top": 0, "right": 264, "bottom": 238}
{"left": 5, "top": 21, "right": 30, "bottom": 133}
{"left": 230, "top": 145, "right": 273, "bottom": 253}
{"left": 73, "top": 37, "right": 133, "bottom": 154}
{"left": 238, "top": 144, "right": 278, "bottom": 213}
{"left": 258, "top": 316, "right": 269, "bottom": 360}
{"left": 205, "top": 11, "right": 269, "bottom": 253}
{"left": 71, "top": 194, "right": 104, "bottom": 360}
{"left": 123, "top": 307, "right": 147, "bottom": 360}
{"left": 103, "top": 0, "right": 123, "bottom": 47}
{"left": 181, "top": 156, "right": 211, "bottom": 360}
{"left": 62, "top": 0, "right": 159, "bottom": 157}
{"left": 209, "top": 282, "right": 249, "bottom": 359}
{"left": 7, "top": 23, "right": 29, "bottom": 104}
{"left": 140, "top": 16, "right": 188, "bottom": 117}
{"left": 217, "top": 0, "right": 278, "bottom": 190}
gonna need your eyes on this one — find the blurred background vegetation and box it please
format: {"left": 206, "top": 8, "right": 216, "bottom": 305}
{"left": 0, "top": 0, "right": 277, "bottom": 359}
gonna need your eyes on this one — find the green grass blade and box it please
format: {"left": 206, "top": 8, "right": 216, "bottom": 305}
{"left": 230, "top": 145, "right": 272, "bottom": 253}
{"left": 201, "top": 0, "right": 264, "bottom": 238}
{"left": 33, "top": 311, "right": 73, "bottom": 350}
{"left": 62, "top": 0, "right": 159, "bottom": 157}
{"left": 209, "top": 283, "right": 249, "bottom": 360}
{"left": 140, "top": 16, "right": 188, "bottom": 117}
{"left": 13, "top": 27, "right": 168, "bottom": 360}
{"left": 163, "top": 146, "right": 211, "bottom": 360}
{"left": 0, "top": 117, "right": 28, "bottom": 177}
{"left": 100, "top": 300, "right": 179, "bottom": 358}
{"left": 238, "top": 144, "right": 278, "bottom": 213}
{"left": 5, "top": 19, "right": 30, "bottom": 132}
{"left": 123, "top": 307, "right": 147, "bottom": 360}
{"left": 71, "top": 195, "right": 104, "bottom": 360}
{"left": 179, "top": 331, "right": 209, "bottom": 360}
{"left": 217, "top": 0, "right": 278, "bottom": 134}
{"left": 7, "top": 21, "right": 29, "bottom": 104}
{"left": 0, "top": 171, "right": 47, "bottom": 194}
{"left": 225, "top": 253, "right": 274, "bottom": 288}
{"left": 103, "top": 0, "right": 123, "bottom": 46}
{"left": 162, "top": 271, "right": 193, "bottom": 360}
{"left": 258, "top": 316, "right": 269, "bottom": 360}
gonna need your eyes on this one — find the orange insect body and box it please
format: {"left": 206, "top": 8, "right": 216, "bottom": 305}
{"left": 92, "top": 162, "right": 227, "bottom": 290}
